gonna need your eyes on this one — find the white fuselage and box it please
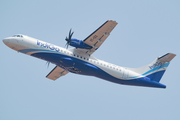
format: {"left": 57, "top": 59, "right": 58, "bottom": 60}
{"left": 3, "top": 34, "right": 168, "bottom": 88}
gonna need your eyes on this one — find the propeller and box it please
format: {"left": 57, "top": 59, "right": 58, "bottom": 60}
{"left": 46, "top": 61, "right": 50, "bottom": 68}
{"left": 65, "top": 29, "right": 74, "bottom": 49}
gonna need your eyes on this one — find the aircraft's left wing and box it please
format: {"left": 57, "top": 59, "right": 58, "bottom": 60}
{"left": 46, "top": 66, "right": 69, "bottom": 80}
{"left": 80, "top": 20, "right": 118, "bottom": 55}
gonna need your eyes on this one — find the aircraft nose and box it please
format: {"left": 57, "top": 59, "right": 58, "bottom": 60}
{"left": 3, "top": 38, "right": 9, "bottom": 45}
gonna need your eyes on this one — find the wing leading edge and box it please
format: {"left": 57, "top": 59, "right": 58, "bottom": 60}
{"left": 46, "top": 66, "right": 69, "bottom": 80}
{"left": 80, "top": 20, "right": 118, "bottom": 55}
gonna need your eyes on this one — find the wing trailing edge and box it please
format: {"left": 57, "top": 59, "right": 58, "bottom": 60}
{"left": 46, "top": 66, "right": 69, "bottom": 80}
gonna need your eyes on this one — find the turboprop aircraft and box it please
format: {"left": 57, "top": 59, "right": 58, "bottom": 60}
{"left": 3, "top": 20, "right": 176, "bottom": 88}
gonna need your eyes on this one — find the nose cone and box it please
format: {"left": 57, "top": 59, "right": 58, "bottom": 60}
{"left": 3, "top": 38, "right": 9, "bottom": 46}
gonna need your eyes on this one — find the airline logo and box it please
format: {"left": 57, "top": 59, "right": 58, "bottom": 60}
{"left": 149, "top": 61, "right": 162, "bottom": 69}
{"left": 37, "top": 40, "right": 60, "bottom": 52}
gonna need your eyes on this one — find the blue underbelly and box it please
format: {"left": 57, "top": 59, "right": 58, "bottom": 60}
{"left": 31, "top": 52, "right": 166, "bottom": 88}
{"left": 31, "top": 52, "right": 99, "bottom": 76}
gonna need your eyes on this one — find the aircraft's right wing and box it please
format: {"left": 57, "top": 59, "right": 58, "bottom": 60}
{"left": 46, "top": 66, "right": 69, "bottom": 80}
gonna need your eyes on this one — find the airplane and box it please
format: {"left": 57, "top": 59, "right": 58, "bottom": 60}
{"left": 3, "top": 20, "right": 176, "bottom": 88}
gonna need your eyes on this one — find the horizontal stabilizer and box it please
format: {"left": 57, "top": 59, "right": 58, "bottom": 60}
{"left": 158, "top": 53, "right": 176, "bottom": 63}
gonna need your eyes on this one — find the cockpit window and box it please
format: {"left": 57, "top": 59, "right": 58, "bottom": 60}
{"left": 13, "top": 34, "right": 23, "bottom": 37}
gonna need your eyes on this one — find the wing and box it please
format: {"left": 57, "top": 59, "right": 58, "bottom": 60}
{"left": 46, "top": 66, "right": 69, "bottom": 80}
{"left": 80, "top": 20, "right": 118, "bottom": 55}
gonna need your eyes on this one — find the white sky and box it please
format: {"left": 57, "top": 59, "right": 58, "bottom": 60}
{"left": 1, "top": 0, "right": 180, "bottom": 120}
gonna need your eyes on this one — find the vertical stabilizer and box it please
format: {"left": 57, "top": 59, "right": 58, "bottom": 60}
{"left": 129, "top": 53, "right": 176, "bottom": 82}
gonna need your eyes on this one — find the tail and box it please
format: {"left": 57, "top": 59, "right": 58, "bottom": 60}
{"left": 130, "top": 53, "right": 176, "bottom": 82}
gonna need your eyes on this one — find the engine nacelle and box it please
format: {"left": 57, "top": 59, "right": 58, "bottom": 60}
{"left": 70, "top": 39, "right": 92, "bottom": 49}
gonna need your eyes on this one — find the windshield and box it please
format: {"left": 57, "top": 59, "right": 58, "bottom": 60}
{"left": 13, "top": 34, "right": 23, "bottom": 37}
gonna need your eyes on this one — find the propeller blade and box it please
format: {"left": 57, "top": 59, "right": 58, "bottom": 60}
{"left": 46, "top": 61, "right": 50, "bottom": 68}
{"left": 65, "top": 43, "right": 69, "bottom": 49}
{"left": 69, "top": 29, "right": 74, "bottom": 40}
{"left": 65, "top": 37, "right": 68, "bottom": 41}
{"left": 69, "top": 29, "right": 72, "bottom": 38}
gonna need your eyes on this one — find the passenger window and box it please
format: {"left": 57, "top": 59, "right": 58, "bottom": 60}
{"left": 17, "top": 35, "right": 20, "bottom": 37}
{"left": 77, "top": 55, "right": 79, "bottom": 57}
{"left": 80, "top": 56, "right": 82, "bottom": 59}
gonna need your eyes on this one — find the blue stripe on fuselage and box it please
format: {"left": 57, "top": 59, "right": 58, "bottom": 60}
{"left": 142, "top": 62, "right": 169, "bottom": 76}
{"left": 18, "top": 49, "right": 60, "bottom": 54}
